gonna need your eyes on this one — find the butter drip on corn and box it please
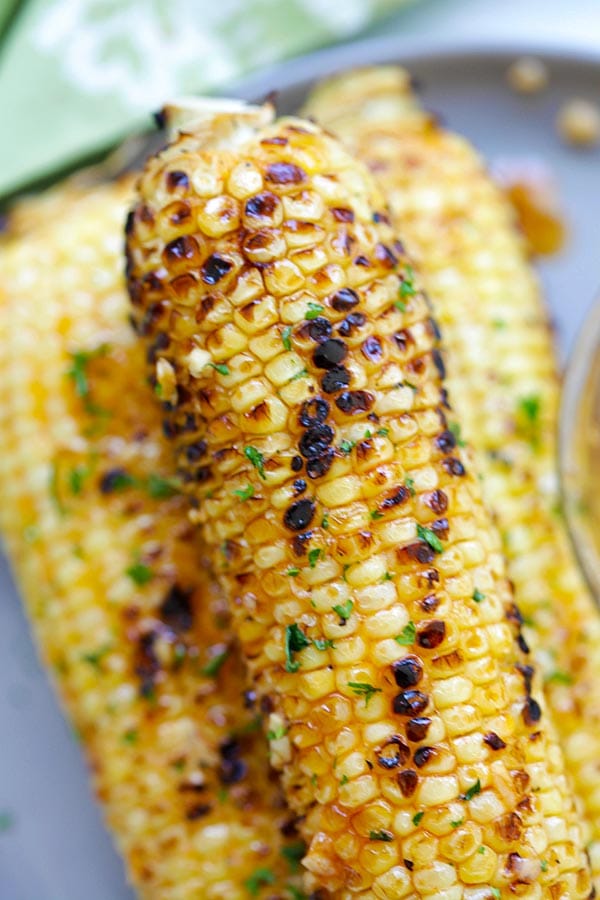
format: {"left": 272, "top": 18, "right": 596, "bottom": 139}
{"left": 303, "top": 65, "right": 600, "bottom": 885}
{"left": 126, "top": 100, "right": 591, "bottom": 898}
{"left": 0, "top": 180, "right": 304, "bottom": 900}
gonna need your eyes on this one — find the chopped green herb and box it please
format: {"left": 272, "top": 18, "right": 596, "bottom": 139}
{"left": 333, "top": 599, "right": 353, "bottom": 622}
{"left": 412, "top": 811, "right": 424, "bottom": 826}
{"left": 267, "top": 724, "right": 287, "bottom": 741}
{"left": 370, "top": 509, "right": 384, "bottom": 520}
{"left": 394, "top": 299, "right": 406, "bottom": 312}
{"left": 244, "top": 446, "right": 265, "bottom": 479}
{"left": 491, "top": 888, "right": 501, "bottom": 899}
{"left": 395, "top": 622, "right": 416, "bottom": 646}
{"left": 146, "top": 473, "right": 178, "bottom": 499}
{"left": 172, "top": 758, "right": 186, "bottom": 772}
{"left": 305, "top": 302, "right": 324, "bottom": 320}
{"left": 377, "top": 428, "right": 389, "bottom": 437}
{"left": 285, "top": 624, "right": 311, "bottom": 673}
{"left": 233, "top": 484, "right": 254, "bottom": 502}
{"left": 313, "top": 638, "right": 334, "bottom": 651}
{"left": 126, "top": 560, "right": 153, "bottom": 586}
{"left": 321, "top": 512, "right": 329, "bottom": 529}
{"left": 0, "top": 811, "right": 14, "bottom": 832}
{"left": 472, "top": 588, "right": 485, "bottom": 603}
{"left": 541, "top": 860, "right": 548, "bottom": 872}
{"left": 81, "top": 643, "right": 112, "bottom": 671}
{"left": 340, "top": 439, "right": 355, "bottom": 455}
{"left": 342, "top": 564, "right": 350, "bottom": 582}
{"left": 286, "top": 567, "right": 300, "bottom": 577}
{"left": 340, "top": 774, "right": 349, "bottom": 786}
{"left": 173, "top": 644, "right": 186, "bottom": 667}
{"left": 209, "top": 362, "right": 230, "bottom": 376}
{"left": 416, "top": 523, "right": 443, "bottom": 554}
{"left": 451, "top": 818, "right": 463, "bottom": 829}
{"left": 281, "top": 325, "right": 293, "bottom": 351}
{"left": 405, "top": 476, "right": 415, "bottom": 496}
{"left": 492, "top": 318, "right": 507, "bottom": 330}
{"left": 546, "top": 670, "right": 573, "bottom": 686}
{"left": 286, "top": 886, "right": 307, "bottom": 900}
{"left": 217, "top": 787, "right": 229, "bottom": 804}
{"left": 281, "top": 840, "right": 306, "bottom": 872}
{"left": 368, "top": 829, "right": 393, "bottom": 842}
{"left": 348, "top": 681, "right": 382, "bottom": 707}
{"left": 66, "top": 345, "right": 109, "bottom": 414}
{"left": 448, "top": 422, "right": 466, "bottom": 447}
{"left": 310, "top": 773, "right": 318, "bottom": 787}
{"left": 478, "top": 846, "right": 486, "bottom": 854}
{"left": 49, "top": 462, "right": 66, "bottom": 516}
{"left": 68, "top": 464, "right": 88, "bottom": 495}
{"left": 289, "top": 367, "right": 308, "bottom": 382}
{"left": 245, "top": 867, "right": 275, "bottom": 895}
{"left": 399, "top": 265, "right": 416, "bottom": 298}
{"left": 121, "top": 729, "right": 138, "bottom": 745}
{"left": 201, "top": 650, "right": 229, "bottom": 678}
{"left": 308, "top": 548, "right": 322, "bottom": 568}
{"left": 518, "top": 394, "right": 541, "bottom": 424}
{"left": 463, "top": 779, "right": 482, "bottom": 801}
{"left": 383, "top": 571, "right": 394, "bottom": 582}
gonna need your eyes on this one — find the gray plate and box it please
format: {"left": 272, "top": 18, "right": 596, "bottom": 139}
{"left": 1, "top": 37, "right": 599, "bottom": 900}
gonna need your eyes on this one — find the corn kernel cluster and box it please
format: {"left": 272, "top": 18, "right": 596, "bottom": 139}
{"left": 305, "top": 64, "right": 600, "bottom": 886}
{"left": 0, "top": 181, "right": 303, "bottom": 900}
{"left": 126, "top": 104, "right": 590, "bottom": 898}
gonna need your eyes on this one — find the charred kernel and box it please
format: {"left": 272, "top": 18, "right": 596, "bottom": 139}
{"left": 435, "top": 430, "right": 457, "bottom": 455}
{"left": 392, "top": 656, "right": 423, "bottom": 689}
{"left": 429, "top": 317, "right": 443, "bottom": 342}
{"left": 185, "top": 441, "right": 207, "bottom": 462}
{"left": 374, "top": 243, "right": 397, "bottom": 267}
{"left": 163, "top": 420, "right": 178, "bottom": 439}
{"left": 420, "top": 594, "right": 440, "bottom": 612}
{"left": 404, "top": 859, "right": 414, "bottom": 872}
{"left": 432, "top": 349, "right": 446, "bottom": 380}
{"left": 306, "top": 450, "right": 334, "bottom": 479}
{"left": 244, "top": 191, "right": 280, "bottom": 219}
{"left": 431, "top": 517, "right": 449, "bottom": 540}
{"left": 293, "top": 479, "right": 307, "bottom": 495}
{"left": 337, "top": 312, "right": 366, "bottom": 337}
{"left": 219, "top": 752, "right": 247, "bottom": 785}
{"left": 284, "top": 498, "right": 316, "bottom": 532}
{"left": 330, "top": 207, "right": 355, "bottom": 222}
{"left": 354, "top": 255, "right": 370, "bottom": 267}
{"left": 136, "top": 632, "right": 160, "bottom": 697}
{"left": 440, "top": 388, "right": 451, "bottom": 410}
{"left": 330, "top": 288, "right": 360, "bottom": 312}
{"left": 516, "top": 663, "right": 535, "bottom": 694}
{"left": 484, "top": 732, "right": 507, "bottom": 751}
{"left": 292, "top": 531, "right": 312, "bottom": 556}
{"left": 265, "top": 162, "right": 306, "bottom": 185}
{"left": 413, "top": 746, "right": 436, "bottom": 768}
{"left": 372, "top": 211, "right": 390, "bottom": 224}
{"left": 397, "top": 769, "right": 419, "bottom": 797}
{"left": 405, "top": 717, "right": 432, "bottom": 743}
{"left": 361, "top": 336, "right": 383, "bottom": 361}
{"left": 291, "top": 455, "right": 303, "bottom": 472}
{"left": 244, "top": 689, "right": 257, "bottom": 708}
{"left": 164, "top": 235, "right": 198, "bottom": 261}
{"left": 523, "top": 697, "right": 542, "bottom": 725}
{"left": 417, "top": 620, "right": 446, "bottom": 650}
{"left": 518, "top": 634, "right": 530, "bottom": 654}
{"left": 442, "top": 457, "right": 466, "bottom": 477}
{"left": 125, "top": 210, "right": 135, "bottom": 235}
{"left": 403, "top": 542, "right": 435, "bottom": 565}
{"left": 376, "top": 736, "right": 410, "bottom": 769}
{"left": 313, "top": 339, "right": 347, "bottom": 370}
{"left": 335, "top": 390, "right": 374, "bottom": 415}
{"left": 380, "top": 486, "right": 410, "bottom": 510}
{"left": 301, "top": 317, "right": 332, "bottom": 344}
{"left": 321, "top": 366, "right": 351, "bottom": 393}
{"left": 99, "top": 468, "right": 134, "bottom": 494}
{"left": 194, "top": 466, "right": 212, "bottom": 484}
{"left": 201, "top": 254, "right": 233, "bottom": 285}
{"left": 299, "top": 423, "right": 335, "bottom": 458}
{"left": 393, "top": 690, "right": 429, "bottom": 716}
{"left": 506, "top": 604, "right": 523, "bottom": 627}
{"left": 299, "top": 397, "right": 330, "bottom": 427}
{"left": 393, "top": 329, "right": 414, "bottom": 352}
{"left": 186, "top": 804, "right": 211, "bottom": 820}
{"left": 424, "top": 490, "right": 448, "bottom": 514}
{"left": 166, "top": 170, "right": 189, "bottom": 190}
{"left": 159, "top": 585, "right": 193, "bottom": 632}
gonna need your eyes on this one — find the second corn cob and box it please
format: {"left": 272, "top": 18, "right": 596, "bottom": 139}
{"left": 0, "top": 179, "right": 304, "bottom": 900}
{"left": 126, "top": 98, "right": 591, "bottom": 899}
{"left": 303, "top": 66, "right": 600, "bottom": 880}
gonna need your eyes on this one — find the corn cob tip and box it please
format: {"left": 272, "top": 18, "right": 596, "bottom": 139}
{"left": 158, "top": 95, "right": 275, "bottom": 144}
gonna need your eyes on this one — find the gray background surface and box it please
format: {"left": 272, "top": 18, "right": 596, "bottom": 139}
{"left": 1, "top": 2, "right": 599, "bottom": 898}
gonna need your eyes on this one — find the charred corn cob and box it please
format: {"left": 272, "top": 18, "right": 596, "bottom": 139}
{"left": 0, "top": 180, "right": 304, "bottom": 900}
{"left": 304, "top": 65, "right": 600, "bottom": 880}
{"left": 125, "top": 98, "right": 591, "bottom": 899}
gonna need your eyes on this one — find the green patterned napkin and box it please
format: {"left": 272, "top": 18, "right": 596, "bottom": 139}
{"left": 0, "top": 0, "right": 413, "bottom": 198}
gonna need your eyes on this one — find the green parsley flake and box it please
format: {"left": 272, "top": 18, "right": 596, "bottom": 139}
{"left": 370, "top": 509, "right": 384, "bottom": 520}
{"left": 412, "top": 811, "right": 424, "bottom": 826}
{"left": 416, "top": 523, "right": 443, "bottom": 554}
{"left": 394, "top": 299, "right": 406, "bottom": 312}
{"left": 121, "top": 729, "right": 138, "bottom": 745}
{"left": 244, "top": 446, "right": 265, "bottom": 479}
{"left": 305, "top": 302, "right": 324, "bottom": 320}
{"left": 472, "top": 588, "right": 486, "bottom": 603}
{"left": 383, "top": 571, "right": 394, "bottom": 582}
{"left": 491, "top": 888, "right": 501, "bottom": 899}
{"left": 478, "top": 846, "right": 486, "bottom": 854}
{"left": 377, "top": 428, "right": 389, "bottom": 437}
{"left": 281, "top": 841, "right": 305, "bottom": 872}
{"left": 405, "top": 476, "right": 416, "bottom": 496}
{"left": 451, "top": 818, "right": 464, "bottom": 829}
{"left": 395, "top": 622, "right": 416, "bottom": 646}
{"left": 541, "top": 860, "right": 548, "bottom": 872}
{"left": 348, "top": 682, "right": 382, "bottom": 707}
{"left": 68, "top": 464, "right": 88, "bottom": 495}
{"left": 233, "top": 484, "right": 254, "bottom": 502}
{"left": 448, "top": 421, "right": 466, "bottom": 447}
{"left": 289, "top": 367, "right": 308, "bottom": 382}
{"left": 49, "top": 462, "right": 66, "bottom": 516}
{"left": 333, "top": 599, "right": 353, "bottom": 622}
{"left": 209, "top": 362, "right": 230, "bottom": 376}
{"left": 321, "top": 512, "right": 329, "bottom": 529}
{"left": 285, "top": 624, "right": 311, "bottom": 673}
{"left": 146, "top": 474, "right": 179, "bottom": 499}
{"left": 281, "top": 325, "right": 293, "bottom": 351}
{"left": 81, "top": 643, "right": 112, "bottom": 671}
{"left": 340, "top": 439, "right": 355, "bottom": 455}
{"left": 399, "top": 265, "right": 416, "bottom": 298}
{"left": 340, "top": 774, "right": 349, "bottom": 786}
{"left": 267, "top": 724, "right": 287, "bottom": 741}
{"left": 286, "top": 567, "right": 300, "bottom": 577}
{"left": 313, "top": 638, "right": 334, "bottom": 651}
{"left": 66, "top": 345, "right": 109, "bottom": 414}
{"left": 546, "top": 670, "right": 573, "bottom": 686}
{"left": 368, "top": 829, "right": 393, "bottom": 842}
{"left": 201, "top": 650, "right": 229, "bottom": 678}
{"left": 126, "top": 560, "right": 153, "bottom": 586}
{"left": 518, "top": 394, "right": 541, "bottom": 424}
{"left": 244, "top": 866, "right": 275, "bottom": 896}
{"left": 307, "top": 548, "right": 322, "bottom": 568}
{"left": 463, "top": 779, "right": 482, "bottom": 801}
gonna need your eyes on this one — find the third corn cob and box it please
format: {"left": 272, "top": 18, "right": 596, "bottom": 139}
{"left": 125, "top": 98, "right": 591, "bottom": 898}
{"left": 0, "top": 179, "right": 304, "bottom": 900}
{"left": 303, "top": 66, "right": 600, "bottom": 880}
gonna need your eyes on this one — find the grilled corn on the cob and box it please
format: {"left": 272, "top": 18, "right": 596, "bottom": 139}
{"left": 304, "top": 66, "right": 600, "bottom": 878}
{"left": 126, "top": 98, "right": 591, "bottom": 899}
{"left": 0, "top": 179, "right": 304, "bottom": 900}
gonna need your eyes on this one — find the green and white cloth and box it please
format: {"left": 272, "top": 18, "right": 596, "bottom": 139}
{"left": 0, "top": 0, "right": 414, "bottom": 198}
